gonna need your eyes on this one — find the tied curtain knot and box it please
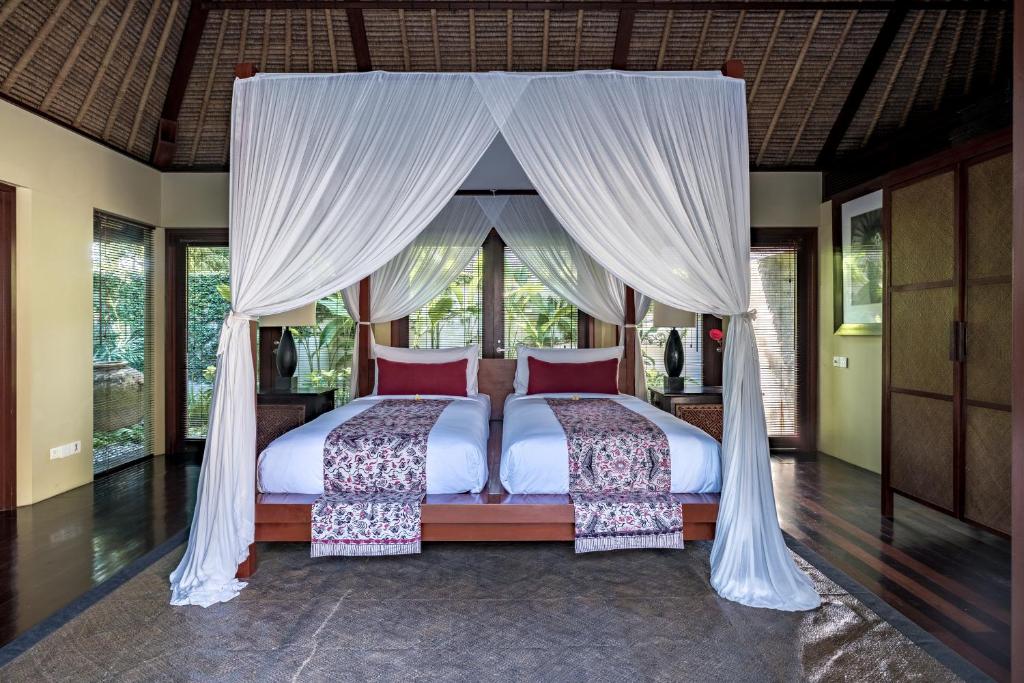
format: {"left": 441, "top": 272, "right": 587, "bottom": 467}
{"left": 736, "top": 309, "right": 757, "bottom": 322}
{"left": 217, "top": 311, "right": 257, "bottom": 355}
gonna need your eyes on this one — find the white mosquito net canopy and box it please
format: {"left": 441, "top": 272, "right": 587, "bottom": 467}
{"left": 169, "top": 70, "right": 820, "bottom": 613}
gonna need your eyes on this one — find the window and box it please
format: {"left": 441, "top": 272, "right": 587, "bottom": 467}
{"left": 408, "top": 250, "right": 483, "bottom": 351}
{"left": 750, "top": 244, "right": 800, "bottom": 439}
{"left": 184, "top": 246, "right": 230, "bottom": 438}
{"left": 92, "top": 212, "right": 153, "bottom": 474}
{"left": 290, "top": 293, "right": 357, "bottom": 403}
{"left": 639, "top": 309, "right": 703, "bottom": 391}
{"left": 503, "top": 247, "right": 577, "bottom": 357}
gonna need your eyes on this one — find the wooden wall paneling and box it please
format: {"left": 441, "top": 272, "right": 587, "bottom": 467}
{"left": 357, "top": 276, "right": 371, "bottom": 397}
{"left": 482, "top": 229, "right": 504, "bottom": 358}
{"left": 1011, "top": 0, "right": 1022, "bottom": 676}
{"left": 0, "top": 185, "right": 13, "bottom": 510}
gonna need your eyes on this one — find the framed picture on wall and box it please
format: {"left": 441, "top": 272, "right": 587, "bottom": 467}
{"left": 833, "top": 190, "right": 883, "bottom": 335}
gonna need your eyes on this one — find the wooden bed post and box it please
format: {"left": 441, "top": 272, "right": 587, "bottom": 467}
{"left": 235, "top": 61, "right": 259, "bottom": 580}
{"left": 621, "top": 286, "right": 637, "bottom": 396}
{"left": 721, "top": 59, "right": 744, "bottom": 79}
{"left": 357, "top": 276, "right": 372, "bottom": 397}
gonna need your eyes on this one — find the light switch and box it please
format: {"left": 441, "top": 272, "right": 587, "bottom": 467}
{"left": 832, "top": 356, "right": 849, "bottom": 369}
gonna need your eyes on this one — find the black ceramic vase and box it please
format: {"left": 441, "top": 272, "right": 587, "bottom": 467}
{"left": 663, "top": 327, "right": 684, "bottom": 378}
{"left": 275, "top": 326, "right": 298, "bottom": 391}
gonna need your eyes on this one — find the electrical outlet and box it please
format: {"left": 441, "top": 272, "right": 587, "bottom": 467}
{"left": 49, "top": 441, "right": 82, "bottom": 460}
{"left": 832, "top": 356, "right": 849, "bottom": 369}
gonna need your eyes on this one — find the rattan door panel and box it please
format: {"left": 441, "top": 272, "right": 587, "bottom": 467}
{"left": 890, "top": 288, "right": 955, "bottom": 396}
{"left": 963, "top": 406, "right": 1011, "bottom": 534}
{"left": 966, "top": 154, "right": 1012, "bottom": 280}
{"left": 890, "top": 172, "right": 954, "bottom": 287}
{"left": 890, "top": 393, "right": 954, "bottom": 512}
{"left": 964, "top": 282, "right": 1011, "bottom": 406}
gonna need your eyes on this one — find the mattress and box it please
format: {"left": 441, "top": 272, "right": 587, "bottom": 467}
{"left": 258, "top": 394, "right": 490, "bottom": 495}
{"left": 500, "top": 393, "right": 721, "bottom": 494}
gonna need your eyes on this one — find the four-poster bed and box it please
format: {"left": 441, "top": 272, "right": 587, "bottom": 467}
{"left": 171, "top": 59, "right": 820, "bottom": 613}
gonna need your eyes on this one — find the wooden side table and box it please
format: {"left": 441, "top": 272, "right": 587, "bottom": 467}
{"left": 649, "top": 386, "right": 723, "bottom": 441}
{"left": 257, "top": 389, "right": 336, "bottom": 422}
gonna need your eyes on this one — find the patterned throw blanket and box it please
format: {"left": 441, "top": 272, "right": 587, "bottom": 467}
{"left": 546, "top": 398, "right": 683, "bottom": 553}
{"left": 311, "top": 399, "right": 451, "bottom": 557}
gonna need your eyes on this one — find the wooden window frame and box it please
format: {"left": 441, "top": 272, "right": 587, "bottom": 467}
{"left": 165, "top": 228, "right": 229, "bottom": 455}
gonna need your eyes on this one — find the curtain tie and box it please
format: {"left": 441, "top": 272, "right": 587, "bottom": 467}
{"left": 622, "top": 323, "right": 637, "bottom": 328}
{"left": 737, "top": 309, "right": 757, "bottom": 321}
{"left": 217, "top": 311, "right": 257, "bottom": 355}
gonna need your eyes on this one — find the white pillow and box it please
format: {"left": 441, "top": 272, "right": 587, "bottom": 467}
{"left": 372, "top": 343, "right": 479, "bottom": 395}
{"left": 514, "top": 345, "right": 623, "bottom": 394}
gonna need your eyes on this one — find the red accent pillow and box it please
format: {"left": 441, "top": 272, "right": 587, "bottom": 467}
{"left": 375, "top": 357, "right": 469, "bottom": 396}
{"left": 526, "top": 356, "right": 619, "bottom": 395}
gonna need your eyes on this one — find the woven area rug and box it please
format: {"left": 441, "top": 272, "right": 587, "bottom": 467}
{"left": 0, "top": 541, "right": 980, "bottom": 682}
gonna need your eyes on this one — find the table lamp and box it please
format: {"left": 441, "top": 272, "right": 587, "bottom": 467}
{"left": 260, "top": 303, "right": 317, "bottom": 391}
{"left": 652, "top": 302, "right": 696, "bottom": 393}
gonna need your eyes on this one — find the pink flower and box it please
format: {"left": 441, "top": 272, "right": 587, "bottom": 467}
{"left": 709, "top": 328, "right": 724, "bottom": 342}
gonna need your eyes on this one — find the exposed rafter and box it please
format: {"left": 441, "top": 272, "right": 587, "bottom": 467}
{"left": 76, "top": 0, "right": 140, "bottom": 128}
{"left": 611, "top": 1, "right": 636, "bottom": 70}
{"left": 152, "top": 0, "right": 209, "bottom": 167}
{"left": 346, "top": 8, "right": 371, "bottom": 71}
{"left": 1, "top": 0, "right": 73, "bottom": 93}
{"left": 128, "top": 0, "right": 182, "bottom": 151}
{"left": 104, "top": 0, "right": 163, "bottom": 140}
{"left": 900, "top": 9, "right": 945, "bottom": 126}
{"left": 190, "top": 10, "right": 229, "bottom": 164}
{"left": 201, "top": 1, "right": 1006, "bottom": 10}
{"left": 747, "top": 11, "right": 784, "bottom": 104}
{"left": 40, "top": 0, "right": 111, "bottom": 111}
{"left": 816, "top": 3, "right": 908, "bottom": 166}
{"left": 862, "top": 9, "right": 924, "bottom": 144}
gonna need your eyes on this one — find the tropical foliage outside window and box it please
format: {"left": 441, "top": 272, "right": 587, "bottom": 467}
{"left": 184, "top": 246, "right": 230, "bottom": 438}
{"left": 409, "top": 251, "right": 484, "bottom": 351}
{"left": 503, "top": 247, "right": 576, "bottom": 357}
{"left": 290, "top": 293, "right": 357, "bottom": 402}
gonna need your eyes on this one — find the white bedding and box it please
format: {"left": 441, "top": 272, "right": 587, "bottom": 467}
{"left": 258, "top": 394, "right": 490, "bottom": 495}
{"left": 500, "top": 392, "right": 721, "bottom": 494}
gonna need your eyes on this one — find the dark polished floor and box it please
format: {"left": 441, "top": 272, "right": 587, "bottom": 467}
{"left": 0, "top": 451, "right": 1010, "bottom": 680}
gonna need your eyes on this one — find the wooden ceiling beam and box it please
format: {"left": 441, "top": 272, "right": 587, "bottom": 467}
{"left": 151, "top": 0, "right": 209, "bottom": 167}
{"left": 190, "top": 10, "right": 229, "bottom": 165}
{"left": 862, "top": 9, "right": 923, "bottom": 145}
{"left": 325, "top": 9, "right": 339, "bottom": 70}
{"left": 40, "top": 0, "right": 111, "bottom": 111}
{"left": 611, "top": 2, "right": 636, "bottom": 70}
{"left": 1, "top": 0, "right": 74, "bottom": 93}
{"left": 201, "top": 1, "right": 1007, "bottom": 10}
{"left": 76, "top": 0, "right": 140, "bottom": 128}
{"left": 347, "top": 8, "right": 372, "bottom": 71}
{"left": 815, "top": 3, "right": 908, "bottom": 166}
{"left": 103, "top": 0, "right": 163, "bottom": 140}
{"left": 128, "top": 0, "right": 182, "bottom": 151}
{"left": 0, "top": 0, "right": 23, "bottom": 27}
{"left": 541, "top": 9, "right": 550, "bottom": 70}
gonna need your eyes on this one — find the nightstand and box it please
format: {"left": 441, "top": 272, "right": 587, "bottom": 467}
{"left": 649, "top": 386, "right": 723, "bottom": 441}
{"left": 257, "top": 389, "right": 336, "bottom": 422}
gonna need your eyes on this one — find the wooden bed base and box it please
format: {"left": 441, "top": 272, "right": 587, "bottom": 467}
{"left": 240, "top": 349, "right": 721, "bottom": 579}
{"left": 241, "top": 493, "right": 719, "bottom": 578}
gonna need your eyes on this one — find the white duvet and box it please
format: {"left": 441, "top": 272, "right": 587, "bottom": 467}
{"left": 257, "top": 394, "right": 490, "bottom": 495}
{"left": 500, "top": 392, "right": 722, "bottom": 494}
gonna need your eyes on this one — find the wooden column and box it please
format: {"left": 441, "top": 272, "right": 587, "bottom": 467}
{"left": 236, "top": 62, "right": 258, "bottom": 581}
{"left": 357, "top": 276, "right": 372, "bottom": 397}
{"left": 620, "top": 286, "right": 636, "bottom": 396}
{"left": 390, "top": 318, "right": 409, "bottom": 348}
{"left": 1010, "top": 0, "right": 1022, "bottom": 678}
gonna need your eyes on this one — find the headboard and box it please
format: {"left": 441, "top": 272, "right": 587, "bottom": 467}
{"left": 479, "top": 358, "right": 515, "bottom": 420}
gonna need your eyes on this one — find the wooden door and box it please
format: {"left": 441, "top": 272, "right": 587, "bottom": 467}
{"left": 962, "top": 153, "right": 1013, "bottom": 535}
{"left": 885, "top": 171, "right": 958, "bottom": 514}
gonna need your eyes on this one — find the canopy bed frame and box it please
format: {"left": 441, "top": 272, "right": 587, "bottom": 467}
{"left": 171, "top": 59, "right": 821, "bottom": 614}
{"left": 233, "top": 61, "right": 741, "bottom": 580}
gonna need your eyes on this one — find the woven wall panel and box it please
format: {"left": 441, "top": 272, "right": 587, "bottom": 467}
{"left": 966, "top": 152, "right": 1012, "bottom": 281}
{"left": 890, "top": 392, "right": 954, "bottom": 511}
{"left": 965, "top": 282, "right": 1011, "bottom": 406}
{"left": 964, "top": 405, "right": 1011, "bottom": 534}
{"left": 890, "top": 287, "right": 955, "bottom": 395}
{"left": 890, "top": 171, "right": 954, "bottom": 287}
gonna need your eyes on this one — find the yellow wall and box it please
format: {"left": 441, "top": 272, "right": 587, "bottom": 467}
{"left": 0, "top": 100, "right": 162, "bottom": 505}
{"left": 817, "top": 201, "right": 882, "bottom": 472}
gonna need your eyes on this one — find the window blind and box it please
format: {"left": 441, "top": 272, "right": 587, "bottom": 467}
{"left": 502, "top": 247, "right": 577, "bottom": 358}
{"left": 92, "top": 212, "right": 154, "bottom": 474}
{"left": 290, "top": 293, "right": 357, "bottom": 404}
{"left": 183, "top": 245, "right": 230, "bottom": 439}
{"left": 639, "top": 310, "right": 703, "bottom": 390}
{"left": 409, "top": 250, "right": 484, "bottom": 351}
{"left": 750, "top": 244, "right": 800, "bottom": 438}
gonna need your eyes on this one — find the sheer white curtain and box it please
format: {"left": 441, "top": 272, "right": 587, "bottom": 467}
{"left": 483, "top": 194, "right": 650, "bottom": 398}
{"left": 169, "top": 72, "right": 498, "bottom": 606}
{"left": 343, "top": 197, "right": 493, "bottom": 391}
{"left": 484, "top": 71, "right": 819, "bottom": 610}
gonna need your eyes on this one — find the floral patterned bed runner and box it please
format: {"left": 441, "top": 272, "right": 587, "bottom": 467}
{"left": 546, "top": 398, "right": 683, "bottom": 553}
{"left": 311, "top": 399, "right": 451, "bottom": 557}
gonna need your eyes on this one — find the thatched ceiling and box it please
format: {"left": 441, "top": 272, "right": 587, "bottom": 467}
{"left": 0, "top": 1, "right": 1012, "bottom": 173}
